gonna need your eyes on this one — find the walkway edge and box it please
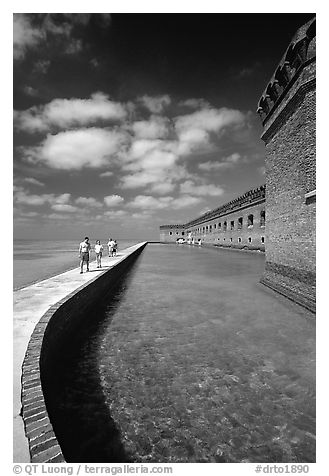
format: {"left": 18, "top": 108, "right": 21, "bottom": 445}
{"left": 14, "top": 242, "right": 147, "bottom": 462}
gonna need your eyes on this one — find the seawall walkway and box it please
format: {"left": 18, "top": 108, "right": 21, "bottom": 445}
{"left": 13, "top": 242, "right": 147, "bottom": 463}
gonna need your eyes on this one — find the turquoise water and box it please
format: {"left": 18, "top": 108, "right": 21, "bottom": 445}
{"left": 47, "top": 244, "right": 315, "bottom": 463}
{"left": 13, "top": 239, "right": 138, "bottom": 290}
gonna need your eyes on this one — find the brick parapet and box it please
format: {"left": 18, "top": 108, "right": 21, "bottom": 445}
{"left": 20, "top": 243, "right": 147, "bottom": 463}
{"left": 257, "top": 17, "right": 315, "bottom": 127}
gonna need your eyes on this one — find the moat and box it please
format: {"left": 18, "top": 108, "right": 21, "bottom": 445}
{"left": 46, "top": 244, "right": 315, "bottom": 463}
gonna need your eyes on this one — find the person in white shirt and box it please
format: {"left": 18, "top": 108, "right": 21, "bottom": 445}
{"left": 79, "top": 237, "right": 91, "bottom": 273}
{"left": 94, "top": 240, "right": 104, "bottom": 268}
{"left": 108, "top": 238, "right": 115, "bottom": 257}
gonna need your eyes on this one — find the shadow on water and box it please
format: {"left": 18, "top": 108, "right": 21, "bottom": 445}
{"left": 43, "top": 260, "right": 141, "bottom": 463}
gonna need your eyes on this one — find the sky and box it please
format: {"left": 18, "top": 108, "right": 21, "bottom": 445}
{"left": 13, "top": 12, "right": 315, "bottom": 241}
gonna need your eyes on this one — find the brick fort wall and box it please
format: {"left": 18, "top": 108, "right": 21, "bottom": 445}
{"left": 257, "top": 17, "right": 316, "bottom": 312}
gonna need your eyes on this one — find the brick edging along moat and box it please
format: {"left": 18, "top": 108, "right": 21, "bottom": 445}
{"left": 20, "top": 243, "right": 147, "bottom": 463}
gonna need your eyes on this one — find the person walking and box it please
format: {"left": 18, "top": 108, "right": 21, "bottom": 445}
{"left": 79, "top": 237, "right": 91, "bottom": 273}
{"left": 107, "top": 237, "right": 114, "bottom": 257}
{"left": 94, "top": 240, "right": 104, "bottom": 268}
{"left": 113, "top": 239, "right": 118, "bottom": 257}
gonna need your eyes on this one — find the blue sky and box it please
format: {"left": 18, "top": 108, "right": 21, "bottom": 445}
{"left": 13, "top": 13, "right": 314, "bottom": 240}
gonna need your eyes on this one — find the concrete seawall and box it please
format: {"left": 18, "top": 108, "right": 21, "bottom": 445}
{"left": 13, "top": 242, "right": 147, "bottom": 463}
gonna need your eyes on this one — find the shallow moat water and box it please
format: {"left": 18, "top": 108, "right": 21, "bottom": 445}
{"left": 47, "top": 244, "right": 315, "bottom": 463}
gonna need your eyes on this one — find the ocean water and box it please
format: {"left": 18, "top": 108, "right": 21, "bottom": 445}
{"left": 13, "top": 238, "right": 139, "bottom": 290}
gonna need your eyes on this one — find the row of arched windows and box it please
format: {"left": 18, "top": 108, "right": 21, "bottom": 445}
{"left": 190, "top": 210, "right": 265, "bottom": 234}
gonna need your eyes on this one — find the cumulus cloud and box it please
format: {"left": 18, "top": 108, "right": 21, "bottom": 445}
{"left": 51, "top": 203, "right": 78, "bottom": 213}
{"left": 176, "top": 128, "right": 211, "bottom": 156}
{"left": 104, "top": 195, "right": 124, "bottom": 207}
{"left": 14, "top": 190, "right": 71, "bottom": 207}
{"left": 47, "top": 213, "right": 72, "bottom": 220}
{"left": 138, "top": 95, "right": 171, "bottom": 114}
{"left": 149, "top": 182, "right": 176, "bottom": 195}
{"left": 127, "top": 194, "right": 203, "bottom": 211}
{"left": 199, "top": 153, "right": 242, "bottom": 171}
{"left": 104, "top": 210, "right": 127, "bottom": 218}
{"left": 23, "top": 128, "right": 126, "bottom": 170}
{"left": 127, "top": 195, "right": 172, "bottom": 210}
{"left": 180, "top": 180, "right": 224, "bottom": 197}
{"left": 175, "top": 107, "right": 245, "bottom": 135}
{"left": 132, "top": 116, "right": 169, "bottom": 139}
{"left": 14, "top": 191, "right": 53, "bottom": 206}
{"left": 15, "top": 92, "right": 249, "bottom": 222}
{"left": 75, "top": 197, "right": 103, "bottom": 208}
{"left": 14, "top": 92, "right": 127, "bottom": 133}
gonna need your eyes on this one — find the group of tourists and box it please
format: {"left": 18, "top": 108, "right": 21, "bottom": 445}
{"left": 78, "top": 237, "right": 118, "bottom": 274}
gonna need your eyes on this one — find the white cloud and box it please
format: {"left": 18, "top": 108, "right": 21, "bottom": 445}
{"left": 130, "top": 211, "right": 153, "bottom": 220}
{"left": 14, "top": 14, "right": 109, "bottom": 61}
{"left": 172, "top": 195, "right": 203, "bottom": 209}
{"left": 177, "top": 128, "right": 211, "bottom": 156}
{"left": 199, "top": 153, "right": 242, "bottom": 171}
{"left": 24, "top": 128, "right": 126, "bottom": 170}
{"left": 127, "top": 195, "right": 173, "bottom": 210}
{"left": 24, "top": 177, "right": 44, "bottom": 187}
{"left": 13, "top": 14, "right": 45, "bottom": 60}
{"left": 132, "top": 116, "right": 169, "bottom": 139}
{"left": 180, "top": 180, "right": 224, "bottom": 197}
{"left": 53, "top": 193, "right": 71, "bottom": 204}
{"left": 15, "top": 92, "right": 127, "bottom": 133}
{"left": 14, "top": 190, "right": 71, "bottom": 207}
{"left": 51, "top": 204, "right": 78, "bottom": 213}
{"left": 149, "top": 182, "right": 176, "bottom": 195}
{"left": 138, "top": 95, "right": 171, "bottom": 114}
{"left": 175, "top": 107, "right": 245, "bottom": 135}
{"left": 75, "top": 197, "right": 103, "bottom": 208}
{"left": 47, "top": 213, "right": 72, "bottom": 220}
{"left": 104, "top": 210, "right": 127, "bottom": 218}
{"left": 14, "top": 191, "right": 53, "bottom": 206}
{"left": 127, "top": 194, "right": 203, "bottom": 211}
{"left": 100, "top": 171, "right": 114, "bottom": 178}
{"left": 104, "top": 195, "right": 124, "bottom": 207}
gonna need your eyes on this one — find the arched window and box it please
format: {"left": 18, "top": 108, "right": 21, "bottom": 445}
{"left": 248, "top": 215, "right": 254, "bottom": 228}
{"left": 223, "top": 221, "right": 227, "bottom": 231}
{"left": 230, "top": 220, "right": 234, "bottom": 230}
{"left": 238, "top": 217, "right": 243, "bottom": 230}
{"left": 260, "top": 210, "right": 265, "bottom": 227}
